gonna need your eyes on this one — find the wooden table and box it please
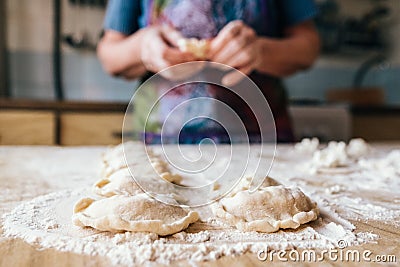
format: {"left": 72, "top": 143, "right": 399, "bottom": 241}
{"left": 0, "top": 145, "right": 399, "bottom": 267}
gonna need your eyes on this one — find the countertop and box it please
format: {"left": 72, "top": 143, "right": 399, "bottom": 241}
{"left": 0, "top": 144, "right": 399, "bottom": 266}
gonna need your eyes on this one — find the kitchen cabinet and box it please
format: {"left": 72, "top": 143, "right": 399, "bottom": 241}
{"left": 0, "top": 99, "right": 399, "bottom": 145}
{"left": 351, "top": 106, "right": 400, "bottom": 141}
{"left": 60, "top": 113, "right": 124, "bottom": 145}
{"left": 0, "top": 110, "right": 55, "bottom": 145}
{"left": 0, "top": 99, "right": 127, "bottom": 146}
{"left": 353, "top": 115, "right": 400, "bottom": 141}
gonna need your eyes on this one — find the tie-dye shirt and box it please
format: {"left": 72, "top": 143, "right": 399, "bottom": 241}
{"left": 104, "top": 0, "right": 318, "bottom": 143}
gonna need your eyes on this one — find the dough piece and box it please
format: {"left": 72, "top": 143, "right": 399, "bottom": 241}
{"left": 211, "top": 185, "right": 318, "bottom": 233}
{"left": 295, "top": 138, "right": 320, "bottom": 154}
{"left": 101, "top": 142, "right": 149, "bottom": 177}
{"left": 159, "top": 172, "right": 183, "bottom": 184}
{"left": 311, "top": 141, "right": 349, "bottom": 169}
{"left": 101, "top": 142, "right": 182, "bottom": 184}
{"left": 347, "top": 138, "right": 369, "bottom": 159}
{"left": 93, "top": 168, "right": 179, "bottom": 197}
{"left": 177, "top": 38, "right": 209, "bottom": 59}
{"left": 72, "top": 193, "right": 199, "bottom": 236}
{"left": 227, "top": 176, "right": 280, "bottom": 196}
{"left": 94, "top": 168, "right": 143, "bottom": 197}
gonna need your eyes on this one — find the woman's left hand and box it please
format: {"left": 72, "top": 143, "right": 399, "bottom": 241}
{"left": 209, "top": 20, "right": 261, "bottom": 86}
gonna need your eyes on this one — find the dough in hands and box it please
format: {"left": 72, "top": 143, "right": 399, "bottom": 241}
{"left": 177, "top": 38, "right": 209, "bottom": 59}
{"left": 211, "top": 185, "right": 318, "bottom": 233}
{"left": 72, "top": 193, "right": 199, "bottom": 236}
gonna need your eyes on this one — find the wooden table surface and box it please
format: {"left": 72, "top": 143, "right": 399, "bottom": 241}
{"left": 0, "top": 145, "right": 399, "bottom": 267}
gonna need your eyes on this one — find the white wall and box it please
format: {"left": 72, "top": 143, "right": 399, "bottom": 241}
{"left": 335, "top": 0, "right": 400, "bottom": 64}
{"left": 7, "top": 0, "right": 104, "bottom": 52}
{"left": 5, "top": 0, "right": 400, "bottom": 102}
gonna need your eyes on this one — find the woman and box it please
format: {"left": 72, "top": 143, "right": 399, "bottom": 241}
{"left": 97, "top": 0, "right": 321, "bottom": 143}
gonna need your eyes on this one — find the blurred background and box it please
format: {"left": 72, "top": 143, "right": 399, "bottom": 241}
{"left": 0, "top": 0, "right": 399, "bottom": 145}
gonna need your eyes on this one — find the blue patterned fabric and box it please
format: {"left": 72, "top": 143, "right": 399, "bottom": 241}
{"left": 103, "top": 0, "right": 318, "bottom": 143}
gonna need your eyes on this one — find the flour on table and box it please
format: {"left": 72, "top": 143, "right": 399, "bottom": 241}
{"left": 301, "top": 138, "right": 370, "bottom": 174}
{"left": 2, "top": 189, "right": 377, "bottom": 266}
{"left": 358, "top": 149, "right": 400, "bottom": 178}
{"left": 2, "top": 141, "right": 396, "bottom": 265}
{"left": 294, "top": 138, "right": 319, "bottom": 154}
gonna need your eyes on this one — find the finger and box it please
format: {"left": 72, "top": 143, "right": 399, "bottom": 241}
{"left": 221, "top": 64, "right": 253, "bottom": 87}
{"left": 212, "top": 30, "right": 256, "bottom": 64}
{"left": 212, "top": 27, "right": 256, "bottom": 64}
{"left": 209, "top": 20, "right": 244, "bottom": 58}
{"left": 163, "top": 47, "right": 197, "bottom": 63}
{"left": 152, "top": 48, "right": 196, "bottom": 73}
{"left": 160, "top": 25, "right": 185, "bottom": 47}
{"left": 224, "top": 46, "right": 254, "bottom": 68}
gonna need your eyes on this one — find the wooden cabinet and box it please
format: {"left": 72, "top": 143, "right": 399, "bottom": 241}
{"left": 0, "top": 99, "right": 399, "bottom": 145}
{"left": 60, "top": 113, "right": 124, "bottom": 145}
{"left": 0, "top": 99, "right": 127, "bottom": 146}
{"left": 353, "top": 115, "right": 400, "bottom": 141}
{"left": 0, "top": 110, "right": 55, "bottom": 145}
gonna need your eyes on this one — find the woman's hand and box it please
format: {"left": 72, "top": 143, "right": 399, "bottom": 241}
{"left": 140, "top": 25, "right": 197, "bottom": 77}
{"left": 209, "top": 20, "right": 261, "bottom": 86}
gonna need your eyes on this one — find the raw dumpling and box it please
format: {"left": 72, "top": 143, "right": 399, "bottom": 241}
{"left": 235, "top": 176, "right": 280, "bottom": 191}
{"left": 101, "top": 142, "right": 149, "bottom": 177}
{"left": 72, "top": 193, "right": 199, "bottom": 236}
{"left": 93, "top": 168, "right": 144, "bottom": 197}
{"left": 100, "top": 142, "right": 182, "bottom": 184}
{"left": 211, "top": 185, "right": 318, "bottom": 233}
{"left": 93, "top": 168, "right": 178, "bottom": 197}
{"left": 221, "top": 176, "right": 280, "bottom": 197}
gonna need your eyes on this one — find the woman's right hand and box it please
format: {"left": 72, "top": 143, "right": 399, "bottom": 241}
{"left": 140, "top": 25, "right": 197, "bottom": 76}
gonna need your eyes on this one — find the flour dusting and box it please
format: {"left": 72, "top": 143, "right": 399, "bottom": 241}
{"left": 3, "top": 188, "right": 376, "bottom": 266}
{"left": 2, "top": 143, "right": 399, "bottom": 265}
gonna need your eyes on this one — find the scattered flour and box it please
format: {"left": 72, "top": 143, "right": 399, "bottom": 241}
{"left": 294, "top": 138, "right": 319, "bottom": 154}
{"left": 2, "top": 188, "right": 377, "bottom": 266}
{"left": 2, "top": 143, "right": 398, "bottom": 265}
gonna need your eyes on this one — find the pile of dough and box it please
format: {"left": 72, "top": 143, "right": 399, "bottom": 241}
{"left": 305, "top": 138, "right": 370, "bottom": 173}
{"left": 73, "top": 142, "right": 197, "bottom": 235}
{"left": 177, "top": 38, "right": 209, "bottom": 59}
{"left": 100, "top": 142, "right": 146, "bottom": 177}
{"left": 211, "top": 178, "right": 318, "bottom": 233}
{"left": 311, "top": 141, "right": 350, "bottom": 169}
{"left": 93, "top": 168, "right": 173, "bottom": 197}
{"left": 294, "top": 138, "right": 320, "bottom": 154}
{"left": 100, "top": 142, "right": 182, "bottom": 184}
{"left": 72, "top": 194, "right": 199, "bottom": 236}
{"left": 347, "top": 138, "right": 370, "bottom": 159}
{"left": 226, "top": 176, "right": 281, "bottom": 197}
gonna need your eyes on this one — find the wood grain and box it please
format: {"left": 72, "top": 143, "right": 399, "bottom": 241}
{"left": 0, "top": 146, "right": 398, "bottom": 267}
{"left": 353, "top": 115, "right": 400, "bottom": 141}
{"left": 60, "top": 113, "right": 124, "bottom": 145}
{"left": 0, "top": 110, "right": 55, "bottom": 145}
